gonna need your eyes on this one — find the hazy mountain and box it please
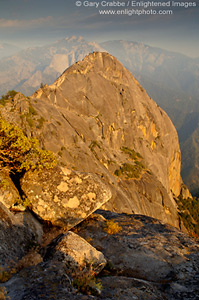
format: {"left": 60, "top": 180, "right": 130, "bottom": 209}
{"left": 0, "top": 42, "right": 21, "bottom": 59}
{"left": 179, "top": 115, "right": 199, "bottom": 196}
{"left": 100, "top": 40, "right": 199, "bottom": 122}
{"left": 0, "top": 36, "right": 105, "bottom": 96}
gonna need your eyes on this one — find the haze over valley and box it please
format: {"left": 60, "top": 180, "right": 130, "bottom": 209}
{"left": 1, "top": 36, "right": 199, "bottom": 195}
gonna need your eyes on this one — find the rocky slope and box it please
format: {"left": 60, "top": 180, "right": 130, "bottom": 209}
{"left": 0, "top": 52, "right": 198, "bottom": 300}
{"left": 1, "top": 210, "right": 199, "bottom": 300}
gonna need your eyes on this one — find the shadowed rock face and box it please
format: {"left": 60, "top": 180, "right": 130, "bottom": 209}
{"left": 0, "top": 202, "right": 43, "bottom": 268}
{"left": 1, "top": 260, "right": 95, "bottom": 300}
{"left": 74, "top": 210, "right": 199, "bottom": 300}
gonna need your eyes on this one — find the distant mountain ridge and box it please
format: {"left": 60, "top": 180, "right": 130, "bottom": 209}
{"left": 0, "top": 36, "right": 105, "bottom": 96}
{"left": 0, "top": 36, "right": 199, "bottom": 194}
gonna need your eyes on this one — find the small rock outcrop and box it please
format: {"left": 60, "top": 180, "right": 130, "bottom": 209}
{"left": 21, "top": 166, "right": 111, "bottom": 228}
{"left": 44, "top": 231, "right": 106, "bottom": 274}
{"left": 0, "top": 171, "right": 20, "bottom": 209}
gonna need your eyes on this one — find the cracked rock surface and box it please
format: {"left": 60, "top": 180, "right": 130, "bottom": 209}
{"left": 1, "top": 210, "right": 199, "bottom": 300}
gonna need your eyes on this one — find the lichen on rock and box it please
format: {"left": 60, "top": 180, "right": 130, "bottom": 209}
{"left": 21, "top": 166, "right": 112, "bottom": 228}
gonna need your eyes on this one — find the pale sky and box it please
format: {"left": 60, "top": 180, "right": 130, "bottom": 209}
{"left": 0, "top": 0, "right": 198, "bottom": 57}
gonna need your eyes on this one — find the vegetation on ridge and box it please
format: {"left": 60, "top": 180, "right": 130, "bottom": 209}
{"left": 0, "top": 90, "right": 18, "bottom": 106}
{"left": 114, "top": 146, "right": 146, "bottom": 179}
{"left": 121, "top": 146, "right": 143, "bottom": 160}
{"left": 177, "top": 195, "right": 199, "bottom": 238}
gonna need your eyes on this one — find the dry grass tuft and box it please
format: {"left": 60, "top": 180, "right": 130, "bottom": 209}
{"left": 104, "top": 220, "right": 122, "bottom": 234}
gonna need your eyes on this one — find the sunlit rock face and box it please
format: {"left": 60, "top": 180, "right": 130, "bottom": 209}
{"left": 1, "top": 52, "right": 185, "bottom": 228}
{"left": 30, "top": 52, "right": 182, "bottom": 227}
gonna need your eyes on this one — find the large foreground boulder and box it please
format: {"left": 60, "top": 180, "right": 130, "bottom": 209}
{"left": 1, "top": 231, "right": 106, "bottom": 300}
{"left": 21, "top": 166, "right": 112, "bottom": 228}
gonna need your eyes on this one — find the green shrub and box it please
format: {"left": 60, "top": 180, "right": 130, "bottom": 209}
{"left": 25, "top": 115, "right": 34, "bottom": 128}
{"left": 115, "top": 147, "right": 146, "bottom": 179}
{"left": 121, "top": 146, "right": 143, "bottom": 160}
{"left": 89, "top": 140, "right": 101, "bottom": 151}
{"left": 0, "top": 266, "right": 16, "bottom": 283}
{"left": 16, "top": 195, "right": 31, "bottom": 209}
{"left": 1, "top": 90, "right": 18, "bottom": 100}
{"left": 37, "top": 117, "right": 45, "bottom": 129}
{"left": 114, "top": 163, "right": 144, "bottom": 179}
{"left": 0, "top": 90, "right": 18, "bottom": 106}
{"left": 0, "top": 179, "right": 10, "bottom": 190}
{"left": 135, "top": 160, "right": 145, "bottom": 169}
{"left": 0, "top": 118, "right": 56, "bottom": 173}
{"left": 28, "top": 103, "right": 37, "bottom": 116}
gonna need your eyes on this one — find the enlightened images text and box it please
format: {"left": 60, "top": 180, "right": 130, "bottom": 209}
{"left": 131, "top": 1, "right": 196, "bottom": 8}
{"left": 82, "top": 1, "right": 197, "bottom": 8}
